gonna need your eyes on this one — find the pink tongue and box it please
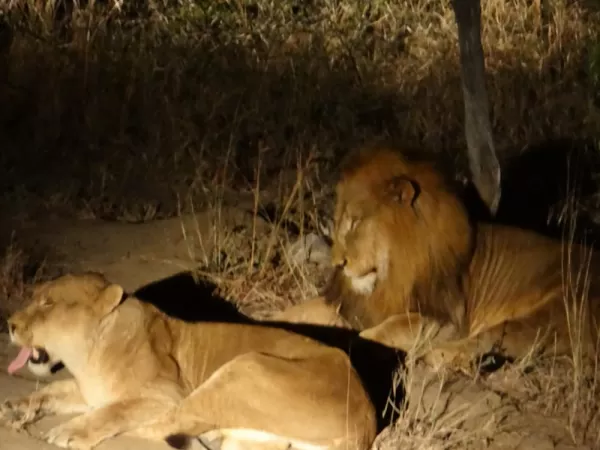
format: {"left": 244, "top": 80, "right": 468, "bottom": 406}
{"left": 8, "top": 347, "right": 33, "bottom": 375}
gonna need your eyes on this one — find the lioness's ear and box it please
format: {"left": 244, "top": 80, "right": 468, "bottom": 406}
{"left": 95, "top": 283, "right": 125, "bottom": 316}
{"left": 386, "top": 175, "right": 421, "bottom": 207}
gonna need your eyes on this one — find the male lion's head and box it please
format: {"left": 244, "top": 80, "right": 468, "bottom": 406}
{"left": 6, "top": 272, "right": 124, "bottom": 376}
{"left": 330, "top": 147, "right": 475, "bottom": 298}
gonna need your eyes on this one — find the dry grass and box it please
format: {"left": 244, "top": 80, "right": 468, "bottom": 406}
{"left": 0, "top": 240, "right": 53, "bottom": 329}
{"left": 0, "top": 244, "right": 30, "bottom": 324}
{"left": 0, "top": 0, "right": 599, "bottom": 222}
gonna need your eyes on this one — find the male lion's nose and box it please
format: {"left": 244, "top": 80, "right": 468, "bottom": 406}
{"left": 332, "top": 259, "right": 347, "bottom": 270}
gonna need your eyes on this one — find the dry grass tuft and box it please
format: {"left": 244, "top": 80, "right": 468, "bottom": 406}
{"left": 0, "top": 244, "right": 30, "bottom": 322}
{"left": 0, "top": 240, "right": 52, "bottom": 329}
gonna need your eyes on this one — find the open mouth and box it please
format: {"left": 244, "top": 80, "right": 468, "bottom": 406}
{"left": 7, "top": 347, "right": 52, "bottom": 375}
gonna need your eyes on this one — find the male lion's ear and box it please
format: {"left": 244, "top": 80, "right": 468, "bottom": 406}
{"left": 95, "top": 283, "right": 125, "bottom": 316}
{"left": 386, "top": 175, "right": 421, "bottom": 207}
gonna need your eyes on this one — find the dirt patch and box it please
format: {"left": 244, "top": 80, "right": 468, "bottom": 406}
{"left": 374, "top": 362, "right": 596, "bottom": 450}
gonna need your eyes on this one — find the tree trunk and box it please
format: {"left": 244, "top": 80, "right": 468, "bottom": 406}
{"left": 452, "top": 0, "right": 501, "bottom": 215}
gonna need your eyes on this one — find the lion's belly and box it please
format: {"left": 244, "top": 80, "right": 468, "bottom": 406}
{"left": 465, "top": 225, "right": 568, "bottom": 334}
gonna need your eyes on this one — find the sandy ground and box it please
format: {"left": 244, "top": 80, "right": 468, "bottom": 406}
{"left": 0, "top": 212, "right": 596, "bottom": 450}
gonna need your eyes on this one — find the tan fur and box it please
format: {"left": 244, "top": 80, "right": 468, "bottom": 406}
{"left": 279, "top": 147, "right": 600, "bottom": 370}
{"left": 0, "top": 273, "right": 377, "bottom": 450}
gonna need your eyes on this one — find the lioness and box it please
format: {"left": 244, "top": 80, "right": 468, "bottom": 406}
{"left": 0, "top": 272, "right": 400, "bottom": 450}
{"left": 275, "top": 146, "right": 600, "bottom": 370}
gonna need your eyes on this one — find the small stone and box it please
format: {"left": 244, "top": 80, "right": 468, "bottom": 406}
{"left": 286, "top": 233, "right": 331, "bottom": 267}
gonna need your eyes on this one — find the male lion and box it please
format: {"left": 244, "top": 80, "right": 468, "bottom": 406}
{"left": 0, "top": 272, "right": 400, "bottom": 450}
{"left": 275, "top": 146, "right": 600, "bottom": 371}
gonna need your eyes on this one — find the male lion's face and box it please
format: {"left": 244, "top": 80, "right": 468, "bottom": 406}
{"left": 330, "top": 160, "right": 426, "bottom": 297}
{"left": 331, "top": 187, "right": 387, "bottom": 296}
{"left": 6, "top": 273, "right": 124, "bottom": 376}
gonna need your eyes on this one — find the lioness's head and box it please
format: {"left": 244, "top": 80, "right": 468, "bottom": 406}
{"left": 6, "top": 272, "right": 124, "bottom": 376}
{"left": 330, "top": 147, "right": 474, "bottom": 295}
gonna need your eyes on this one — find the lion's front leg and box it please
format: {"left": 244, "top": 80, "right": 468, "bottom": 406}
{"left": 45, "top": 396, "right": 172, "bottom": 450}
{"left": 0, "top": 379, "right": 88, "bottom": 430}
{"left": 359, "top": 313, "right": 461, "bottom": 358}
{"left": 359, "top": 313, "right": 490, "bottom": 373}
{"left": 267, "top": 297, "right": 351, "bottom": 328}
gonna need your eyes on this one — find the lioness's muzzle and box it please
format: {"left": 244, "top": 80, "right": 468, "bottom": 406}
{"left": 30, "top": 347, "right": 50, "bottom": 364}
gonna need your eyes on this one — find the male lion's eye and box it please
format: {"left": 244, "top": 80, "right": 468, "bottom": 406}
{"left": 349, "top": 218, "right": 361, "bottom": 232}
{"left": 39, "top": 297, "right": 53, "bottom": 307}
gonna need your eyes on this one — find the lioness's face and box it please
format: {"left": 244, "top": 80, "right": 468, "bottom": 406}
{"left": 6, "top": 273, "right": 122, "bottom": 375}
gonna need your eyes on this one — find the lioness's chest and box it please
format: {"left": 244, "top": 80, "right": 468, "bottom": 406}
{"left": 77, "top": 374, "right": 125, "bottom": 407}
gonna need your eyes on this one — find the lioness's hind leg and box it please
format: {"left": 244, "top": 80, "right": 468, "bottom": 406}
{"left": 149, "top": 351, "right": 375, "bottom": 450}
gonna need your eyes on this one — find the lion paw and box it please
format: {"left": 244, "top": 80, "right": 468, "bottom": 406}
{"left": 45, "top": 421, "right": 96, "bottom": 450}
{"left": 0, "top": 398, "right": 42, "bottom": 430}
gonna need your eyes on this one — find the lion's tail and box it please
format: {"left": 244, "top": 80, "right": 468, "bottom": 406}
{"left": 165, "top": 434, "right": 192, "bottom": 449}
{"left": 165, "top": 434, "right": 211, "bottom": 450}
